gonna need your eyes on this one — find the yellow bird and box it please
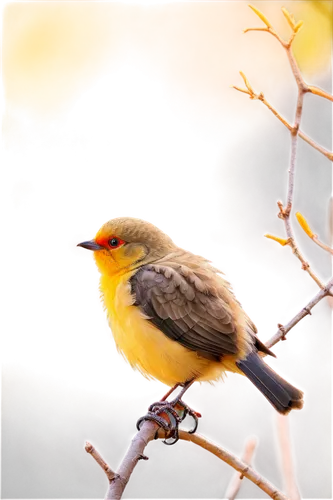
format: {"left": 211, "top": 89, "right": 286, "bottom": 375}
{"left": 78, "top": 217, "right": 303, "bottom": 415}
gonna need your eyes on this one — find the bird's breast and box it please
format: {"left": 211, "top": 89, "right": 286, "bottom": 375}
{"left": 99, "top": 270, "right": 227, "bottom": 386}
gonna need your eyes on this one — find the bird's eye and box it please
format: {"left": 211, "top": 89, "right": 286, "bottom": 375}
{"left": 109, "top": 238, "right": 121, "bottom": 248}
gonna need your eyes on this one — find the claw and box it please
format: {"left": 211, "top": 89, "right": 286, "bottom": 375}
{"left": 164, "top": 426, "right": 179, "bottom": 446}
{"left": 172, "top": 400, "right": 200, "bottom": 434}
{"left": 136, "top": 402, "right": 181, "bottom": 443}
{"left": 136, "top": 397, "right": 201, "bottom": 445}
{"left": 135, "top": 379, "right": 201, "bottom": 444}
{"left": 136, "top": 412, "right": 170, "bottom": 432}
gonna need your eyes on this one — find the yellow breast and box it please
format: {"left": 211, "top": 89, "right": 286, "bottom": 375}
{"left": 99, "top": 270, "right": 229, "bottom": 386}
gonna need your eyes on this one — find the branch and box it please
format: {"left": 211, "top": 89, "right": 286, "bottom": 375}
{"left": 86, "top": 421, "right": 289, "bottom": 500}
{"left": 84, "top": 386, "right": 184, "bottom": 500}
{"left": 296, "top": 212, "right": 333, "bottom": 255}
{"left": 328, "top": 199, "right": 333, "bottom": 310}
{"left": 86, "top": 422, "right": 170, "bottom": 499}
{"left": 86, "top": 277, "right": 333, "bottom": 499}
{"left": 85, "top": 442, "right": 118, "bottom": 482}
{"left": 236, "top": 5, "right": 332, "bottom": 288}
{"left": 229, "top": 4, "right": 333, "bottom": 164}
{"left": 266, "top": 277, "right": 333, "bottom": 349}
{"left": 276, "top": 415, "right": 300, "bottom": 500}
{"left": 265, "top": 20, "right": 324, "bottom": 287}
{"left": 177, "top": 431, "right": 288, "bottom": 500}
{"left": 224, "top": 436, "right": 257, "bottom": 500}
{"left": 308, "top": 85, "right": 333, "bottom": 103}
{"left": 232, "top": 84, "right": 333, "bottom": 161}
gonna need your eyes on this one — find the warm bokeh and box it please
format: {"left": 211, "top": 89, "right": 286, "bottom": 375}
{"left": 0, "top": 1, "right": 332, "bottom": 149}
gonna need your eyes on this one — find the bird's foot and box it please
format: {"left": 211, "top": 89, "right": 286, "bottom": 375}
{"left": 136, "top": 399, "right": 201, "bottom": 445}
{"left": 167, "top": 398, "right": 201, "bottom": 435}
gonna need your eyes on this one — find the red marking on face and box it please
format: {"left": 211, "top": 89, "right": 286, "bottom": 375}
{"left": 95, "top": 235, "right": 125, "bottom": 250}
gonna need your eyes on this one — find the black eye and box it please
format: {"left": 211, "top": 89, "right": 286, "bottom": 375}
{"left": 109, "top": 238, "right": 119, "bottom": 247}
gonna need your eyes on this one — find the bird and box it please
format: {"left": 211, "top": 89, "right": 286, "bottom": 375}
{"left": 78, "top": 216, "right": 303, "bottom": 415}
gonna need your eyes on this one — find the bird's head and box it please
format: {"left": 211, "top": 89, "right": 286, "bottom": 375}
{"left": 78, "top": 217, "right": 176, "bottom": 276}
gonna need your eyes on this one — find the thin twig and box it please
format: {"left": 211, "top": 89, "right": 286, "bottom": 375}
{"left": 308, "top": 85, "right": 333, "bottom": 102}
{"left": 312, "top": 235, "right": 333, "bottom": 255}
{"left": 276, "top": 29, "right": 324, "bottom": 288}
{"left": 229, "top": 4, "right": 333, "bottom": 164}
{"left": 296, "top": 211, "right": 333, "bottom": 255}
{"left": 326, "top": 194, "right": 333, "bottom": 264}
{"left": 224, "top": 436, "right": 257, "bottom": 500}
{"left": 328, "top": 199, "right": 333, "bottom": 309}
{"left": 85, "top": 441, "right": 118, "bottom": 482}
{"left": 266, "top": 277, "right": 333, "bottom": 349}
{"left": 232, "top": 85, "right": 333, "bottom": 161}
{"left": 276, "top": 415, "right": 301, "bottom": 500}
{"left": 239, "top": 5, "right": 332, "bottom": 289}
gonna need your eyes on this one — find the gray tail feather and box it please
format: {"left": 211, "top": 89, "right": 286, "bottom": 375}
{"left": 236, "top": 351, "right": 304, "bottom": 414}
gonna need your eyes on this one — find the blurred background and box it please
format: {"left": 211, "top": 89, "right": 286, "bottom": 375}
{"left": 1, "top": 1, "right": 332, "bottom": 498}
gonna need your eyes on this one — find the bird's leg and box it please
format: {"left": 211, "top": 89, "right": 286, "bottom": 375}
{"left": 168, "top": 379, "right": 200, "bottom": 437}
{"left": 136, "top": 379, "right": 200, "bottom": 445}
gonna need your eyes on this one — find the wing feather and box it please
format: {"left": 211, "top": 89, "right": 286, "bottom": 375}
{"left": 130, "top": 264, "right": 240, "bottom": 360}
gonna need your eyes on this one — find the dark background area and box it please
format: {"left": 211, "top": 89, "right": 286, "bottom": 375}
{"left": 1, "top": 67, "right": 331, "bottom": 499}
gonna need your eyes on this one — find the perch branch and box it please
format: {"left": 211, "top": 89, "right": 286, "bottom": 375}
{"left": 87, "top": 421, "right": 289, "bottom": 500}
{"left": 176, "top": 430, "right": 288, "bottom": 500}
{"left": 87, "top": 273, "right": 333, "bottom": 499}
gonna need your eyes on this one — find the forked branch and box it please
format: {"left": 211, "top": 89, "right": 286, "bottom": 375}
{"left": 235, "top": 5, "right": 332, "bottom": 289}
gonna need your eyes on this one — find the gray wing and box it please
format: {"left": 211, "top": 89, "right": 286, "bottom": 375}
{"left": 130, "top": 264, "right": 239, "bottom": 361}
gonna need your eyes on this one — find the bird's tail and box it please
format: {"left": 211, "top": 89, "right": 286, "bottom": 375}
{"left": 236, "top": 351, "right": 304, "bottom": 414}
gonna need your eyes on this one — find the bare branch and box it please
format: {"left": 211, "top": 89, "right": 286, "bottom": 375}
{"left": 328, "top": 199, "right": 333, "bottom": 310}
{"left": 275, "top": 67, "right": 325, "bottom": 289}
{"left": 106, "top": 420, "right": 157, "bottom": 500}
{"left": 276, "top": 415, "right": 301, "bottom": 500}
{"left": 85, "top": 441, "right": 118, "bottom": 482}
{"left": 308, "top": 85, "right": 333, "bottom": 103}
{"left": 237, "top": 6, "right": 332, "bottom": 290}
{"left": 176, "top": 431, "right": 288, "bottom": 500}
{"left": 229, "top": 4, "right": 333, "bottom": 164}
{"left": 233, "top": 80, "right": 333, "bottom": 161}
{"left": 243, "top": 27, "right": 286, "bottom": 46}
{"left": 298, "top": 129, "right": 332, "bottom": 160}
{"left": 225, "top": 436, "right": 257, "bottom": 500}
{"left": 266, "top": 277, "right": 333, "bottom": 349}
{"left": 312, "top": 235, "right": 333, "bottom": 255}
{"left": 87, "top": 421, "right": 289, "bottom": 500}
